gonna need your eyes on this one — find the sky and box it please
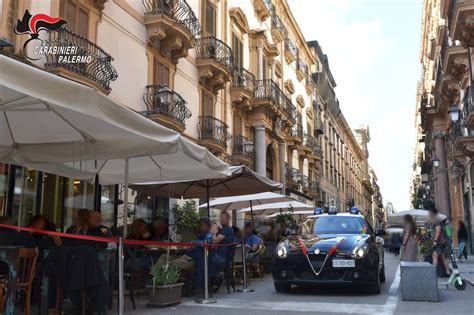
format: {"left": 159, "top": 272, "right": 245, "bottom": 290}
{"left": 288, "top": 0, "right": 422, "bottom": 211}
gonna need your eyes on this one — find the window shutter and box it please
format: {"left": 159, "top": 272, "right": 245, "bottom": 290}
{"left": 65, "top": 0, "right": 77, "bottom": 31}
{"left": 77, "top": 8, "right": 89, "bottom": 38}
{"left": 203, "top": 93, "right": 213, "bottom": 116}
{"left": 205, "top": 1, "right": 215, "bottom": 36}
{"left": 233, "top": 115, "right": 242, "bottom": 136}
{"left": 153, "top": 59, "right": 170, "bottom": 86}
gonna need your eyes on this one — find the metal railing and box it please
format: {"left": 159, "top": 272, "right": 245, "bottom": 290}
{"left": 43, "top": 27, "right": 118, "bottom": 92}
{"left": 290, "top": 124, "right": 304, "bottom": 139}
{"left": 313, "top": 144, "right": 323, "bottom": 156}
{"left": 271, "top": 13, "right": 287, "bottom": 37}
{"left": 142, "top": 0, "right": 201, "bottom": 39}
{"left": 198, "top": 115, "right": 231, "bottom": 147}
{"left": 255, "top": 79, "right": 296, "bottom": 120}
{"left": 314, "top": 116, "right": 324, "bottom": 135}
{"left": 297, "top": 58, "right": 307, "bottom": 76}
{"left": 284, "top": 38, "right": 298, "bottom": 61}
{"left": 141, "top": 84, "right": 191, "bottom": 126}
{"left": 232, "top": 134, "right": 254, "bottom": 159}
{"left": 232, "top": 67, "right": 255, "bottom": 92}
{"left": 286, "top": 166, "right": 302, "bottom": 186}
{"left": 195, "top": 36, "right": 233, "bottom": 72}
{"left": 302, "top": 175, "right": 309, "bottom": 189}
{"left": 303, "top": 133, "right": 316, "bottom": 148}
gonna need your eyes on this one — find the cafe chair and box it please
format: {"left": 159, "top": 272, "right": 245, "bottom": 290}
{"left": 248, "top": 244, "right": 265, "bottom": 281}
{"left": 16, "top": 248, "right": 39, "bottom": 315}
{"left": 233, "top": 245, "right": 250, "bottom": 285}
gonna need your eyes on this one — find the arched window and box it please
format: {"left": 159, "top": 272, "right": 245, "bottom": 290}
{"left": 266, "top": 145, "right": 274, "bottom": 179}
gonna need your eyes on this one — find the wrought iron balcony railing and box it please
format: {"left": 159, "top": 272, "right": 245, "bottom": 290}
{"left": 291, "top": 124, "right": 304, "bottom": 139}
{"left": 284, "top": 38, "right": 298, "bottom": 61}
{"left": 232, "top": 67, "right": 256, "bottom": 92}
{"left": 43, "top": 27, "right": 118, "bottom": 92}
{"left": 313, "top": 144, "right": 323, "bottom": 156}
{"left": 255, "top": 79, "right": 296, "bottom": 120}
{"left": 286, "top": 166, "right": 302, "bottom": 186}
{"left": 297, "top": 58, "right": 307, "bottom": 75}
{"left": 314, "top": 115, "right": 324, "bottom": 135}
{"left": 302, "top": 175, "right": 309, "bottom": 189}
{"left": 142, "top": 0, "right": 201, "bottom": 39}
{"left": 195, "top": 36, "right": 233, "bottom": 72}
{"left": 141, "top": 84, "right": 192, "bottom": 126}
{"left": 309, "top": 180, "right": 320, "bottom": 194}
{"left": 198, "top": 115, "right": 231, "bottom": 147}
{"left": 303, "top": 133, "right": 316, "bottom": 148}
{"left": 233, "top": 134, "right": 254, "bottom": 159}
{"left": 271, "top": 13, "right": 287, "bottom": 37}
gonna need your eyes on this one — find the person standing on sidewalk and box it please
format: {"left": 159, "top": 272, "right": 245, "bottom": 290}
{"left": 401, "top": 214, "right": 418, "bottom": 262}
{"left": 457, "top": 221, "right": 469, "bottom": 262}
{"left": 428, "top": 207, "right": 451, "bottom": 277}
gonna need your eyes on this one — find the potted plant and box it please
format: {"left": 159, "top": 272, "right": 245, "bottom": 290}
{"left": 419, "top": 239, "right": 433, "bottom": 263}
{"left": 147, "top": 264, "right": 184, "bottom": 308}
{"left": 175, "top": 200, "right": 200, "bottom": 241}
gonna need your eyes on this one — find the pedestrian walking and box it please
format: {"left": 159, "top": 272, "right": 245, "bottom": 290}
{"left": 427, "top": 207, "right": 451, "bottom": 277}
{"left": 401, "top": 214, "right": 418, "bottom": 262}
{"left": 457, "top": 221, "right": 469, "bottom": 262}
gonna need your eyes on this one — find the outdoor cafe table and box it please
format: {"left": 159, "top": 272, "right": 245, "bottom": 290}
{"left": 0, "top": 246, "right": 20, "bottom": 315}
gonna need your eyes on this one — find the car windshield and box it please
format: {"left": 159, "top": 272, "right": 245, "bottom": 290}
{"left": 311, "top": 216, "right": 368, "bottom": 235}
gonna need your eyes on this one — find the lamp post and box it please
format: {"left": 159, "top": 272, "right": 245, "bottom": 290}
{"left": 432, "top": 156, "right": 440, "bottom": 169}
{"left": 448, "top": 104, "right": 460, "bottom": 123}
{"left": 157, "top": 84, "right": 172, "bottom": 110}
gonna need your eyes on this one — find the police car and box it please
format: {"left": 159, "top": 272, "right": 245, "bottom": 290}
{"left": 272, "top": 207, "right": 386, "bottom": 293}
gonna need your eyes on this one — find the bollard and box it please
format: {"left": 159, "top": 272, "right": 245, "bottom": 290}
{"left": 195, "top": 240, "right": 217, "bottom": 304}
{"left": 118, "top": 237, "right": 124, "bottom": 315}
{"left": 238, "top": 240, "right": 254, "bottom": 293}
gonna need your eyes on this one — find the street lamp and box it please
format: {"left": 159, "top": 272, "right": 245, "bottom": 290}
{"left": 448, "top": 104, "right": 460, "bottom": 123}
{"left": 244, "top": 139, "right": 254, "bottom": 154}
{"left": 157, "top": 85, "right": 173, "bottom": 106}
{"left": 432, "top": 156, "right": 440, "bottom": 169}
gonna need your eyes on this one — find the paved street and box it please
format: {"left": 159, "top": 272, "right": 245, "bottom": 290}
{"left": 115, "top": 253, "right": 474, "bottom": 315}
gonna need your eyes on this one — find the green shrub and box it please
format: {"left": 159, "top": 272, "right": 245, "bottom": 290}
{"left": 151, "top": 264, "right": 181, "bottom": 287}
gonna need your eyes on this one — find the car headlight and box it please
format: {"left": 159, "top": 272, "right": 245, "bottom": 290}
{"left": 352, "top": 244, "right": 368, "bottom": 259}
{"left": 276, "top": 241, "right": 288, "bottom": 259}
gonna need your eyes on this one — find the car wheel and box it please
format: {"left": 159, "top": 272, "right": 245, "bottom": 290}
{"left": 380, "top": 265, "right": 386, "bottom": 283}
{"left": 274, "top": 282, "right": 291, "bottom": 292}
{"left": 369, "top": 270, "right": 381, "bottom": 294}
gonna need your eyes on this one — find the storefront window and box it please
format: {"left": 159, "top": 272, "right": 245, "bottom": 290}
{"left": 63, "top": 179, "right": 95, "bottom": 229}
{"left": 101, "top": 185, "right": 116, "bottom": 227}
{"left": 11, "top": 167, "right": 38, "bottom": 226}
{"left": 0, "top": 164, "right": 8, "bottom": 215}
{"left": 41, "top": 173, "right": 65, "bottom": 229}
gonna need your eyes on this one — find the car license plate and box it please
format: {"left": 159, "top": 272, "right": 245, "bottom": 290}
{"left": 332, "top": 259, "right": 355, "bottom": 268}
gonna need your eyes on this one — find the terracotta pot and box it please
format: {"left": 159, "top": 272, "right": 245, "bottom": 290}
{"left": 146, "top": 283, "right": 184, "bottom": 308}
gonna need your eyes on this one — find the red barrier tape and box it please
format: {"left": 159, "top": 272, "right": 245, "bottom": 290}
{"left": 0, "top": 224, "right": 241, "bottom": 248}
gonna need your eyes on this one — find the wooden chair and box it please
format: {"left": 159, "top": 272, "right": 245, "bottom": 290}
{"left": 248, "top": 244, "right": 265, "bottom": 281}
{"left": 233, "top": 245, "right": 250, "bottom": 284}
{"left": 16, "top": 248, "right": 39, "bottom": 315}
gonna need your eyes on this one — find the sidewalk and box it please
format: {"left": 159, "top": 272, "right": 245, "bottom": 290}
{"left": 395, "top": 255, "right": 474, "bottom": 315}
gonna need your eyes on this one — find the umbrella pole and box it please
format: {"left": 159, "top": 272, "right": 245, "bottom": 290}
{"left": 207, "top": 183, "right": 210, "bottom": 218}
{"left": 250, "top": 200, "right": 254, "bottom": 225}
{"left": 119, "top": 158, "right": 129, "bottom": 315}
{"left": 123, "top": 158, "right": 129, "bottom": 237}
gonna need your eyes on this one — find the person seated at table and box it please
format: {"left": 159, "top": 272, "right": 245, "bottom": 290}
{"left": 212, "top": 211, "right": 235, "bottom": 268}
{"left": 89, "top": 211, "right": 111, "bottom": 237}
{"left": 64, "top": 209, "right": 107, "bottom": 249}
{"left": 263, "top": 224, "right": 278, "bottom": 242}
{"left": 243, "top": 223, "right": 263, "bottom": 253}
{"left": 125, "top": 219, "right": 152, "bottom": 270}
{"left": 150, "top": 217, "right": 168, "bottom": 241}
{"left": 23, "top": 214, "right": 62, "bottom": 249}
{"left": 232, "top": 226, "right": 243, "bottom": 243}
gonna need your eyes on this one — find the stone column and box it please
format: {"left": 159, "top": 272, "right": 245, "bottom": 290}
{"left": 279, "top": 141, "right": 286, "bottom": 193}
{"left": 433, "top": 131, "right": 451, "bottom": 218}
{"left": 257, "top": 44, "right": 263, "bottom": 80}
{"left": 254, "top": 124, "right": 266, "bottom": 176}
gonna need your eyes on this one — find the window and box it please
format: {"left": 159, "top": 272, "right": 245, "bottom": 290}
{"left": 233, "top": 115, "right": 242, "bottom": 136}
{"left": 153, "top": 58, "right": 170, "bottom": 86}
{"left": 63, "top": 0, "right": 89, "bottom": 38}
{"left": 202, "top": 92, "right": 214, "bottom": 116}
{"left": 232, "top": 33, "right": 243, "bottom": 69}
{"left": 204, "top": 0, "right": 216, "bottom": 36}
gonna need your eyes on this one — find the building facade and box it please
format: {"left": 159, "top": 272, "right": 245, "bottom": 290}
{"left": 413, "top": 0, "right": 474, "bottom": 252}
{"left": 0, "top": 0, "right": 376, "bottom": 228}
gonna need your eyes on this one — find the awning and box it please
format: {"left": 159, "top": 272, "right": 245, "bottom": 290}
{"left": 0, "top": 55, "right": 229, "bottom": 184}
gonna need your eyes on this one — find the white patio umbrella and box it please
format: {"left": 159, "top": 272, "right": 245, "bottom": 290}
{"left": 198, "top": 191, "right": 294, "bottom": 221}
{"left": 238, "top": 200, "right": 314, "bottom": 216}
{"left": 0, "top": 55, "right": 230, "bottom": 235}
{"left": 387, "top": 209, "right": 447, "bottom": 227}
{"left": 265, "top": 210, "right": 315, "bottom": 218}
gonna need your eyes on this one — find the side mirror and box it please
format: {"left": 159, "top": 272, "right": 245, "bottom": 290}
{"left": 375, "top": 228, "right": 386, "bottom": 237}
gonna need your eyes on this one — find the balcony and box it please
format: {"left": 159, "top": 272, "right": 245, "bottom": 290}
{"left": 287, "top": 124, "right": 304, "bottom": 148}
{"left": 253, "top": 0, "right": 272, "bottom": 21}
{"left": 302, "top": 175, "right": 310, "bottom": 193}
{"left": 308, "top": 180, "right": 320, "bottom": 198}
{"left": 198, "top": 115, "right": 231, "bottom": 154}
{"left": 231, "top": 67, "right": 255, "bottom": 109}
{"left": 271, "top": 14, "right": 287, "bottom": 43}
{"left": 43, "top": 27, "right": 117, "bottom": 94}
{"left": 232, "top": 135, "right": 255, "bottom": 166}
{"left": 195, "top": 36, "right": 233, "bottom": 93}
{"left": 254, "top": 79, "right": 296, "bottom": 122}
{"left": 284, "top": 39, "right": 298, "bottom": 64}
{"left": 314, "top": 115, "right": 324, "bottom": 135}
{"left": 286, "top": 166, "right": 302, "bottom": 190}
{"left": 141, "top": 84, "right": 191, "bottom": 132}
{"left": 449, "top": 0, "right": 474, "bottom": 47}
{"left": 296, "top": 58, "right": 307, "bottom": 81}
{"left": 301, "top": 133, "right": 316, "bottom": 157}
{"left": 143, "top": 0, "right": 200, "bottom": 63}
